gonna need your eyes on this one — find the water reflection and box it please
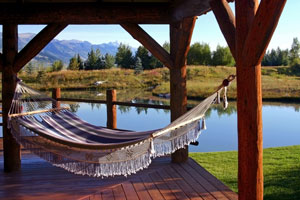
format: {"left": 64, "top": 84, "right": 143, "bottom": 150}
{"left": 1, "top": 89, "right": 299, "bottom": 152}
{"left": 61, "top": 99, "right": 300, "bottom": 152}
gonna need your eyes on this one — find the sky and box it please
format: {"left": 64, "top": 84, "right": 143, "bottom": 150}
{"left": 3, "top": 1, "right": 300, "bottom": 51}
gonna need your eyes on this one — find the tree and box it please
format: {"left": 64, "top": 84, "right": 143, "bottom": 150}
{"left": 211, "top": 45, "right": 235, "bottom": 66}
{"left": 187, "top": 42, "right": 211, "bottom": 65}
{"left": 162, "top": 41, "right": 170, "bottom": 53}
{"left": 289, "top": 37, "right": 300, "bottom": 66}
{"left": 84, "top": 49, "right": 101, "bottom": 70}
{"left": 134, "top": 57, "right": 143, "bottom": 74}
{"left": 115, "top": 43, "right": 135, "bottom": 69}
{"left": 104, "top": 53, "right": 115, "bottom": 69}
{"left": 262, "top": 47, "right": 288, "bottom": 66}
{"left": 24, "top": 62, "right": 34, "bottom": 74}
{"left": 68, "top": 55, "right": 80, "bottom": 70}
{"left": 135, "top": 46, "right": 162, "bottom": 70}
{"left": 51, "top": 60, "right": 64, "bottom": 72}
{"left": 77, "top": 54, "right": 84, "bottom": 70}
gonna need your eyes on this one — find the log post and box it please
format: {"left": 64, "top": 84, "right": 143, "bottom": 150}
{"left": 170, "top": 17, "right": 196, "bottom": 163}
{"left": 52, "top": 88, "right": 61, "bottom": 108}
{"left": 106, "top": 90, "right": 117, "bottom": 129}
{"left": 2, "top": 24, "right": 21, "bottom": 172}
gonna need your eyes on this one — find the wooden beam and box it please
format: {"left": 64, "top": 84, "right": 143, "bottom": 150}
{"left": 2, "top": 24, "right": 21, "bottom": 172}
{"left": 170, "top": 17, "right": 196, "bottom": 163}
{"left": 210, "top": 0, "right": 236, "bottom": 59}
{"left": 0, "top": 3, "right": 171, "bottom": 24}
{"left": 0, "top": 53, "right": 3, "bottom": 72}
{"left": 235, "top": 1, "right": 261, "bottom": 200}
{"left": 121, "top": 23, "right": 173, "bottom": 69}
{"left": 171, "top": 0, "right": 211, "bottom": 22}
{"left": 14, "top": 24, "right": 67, "bottom": 72}
{"left": 242, "top": 0, "right": 287, "bottom": 66}
{"left": 106, "top": 90, "right": 117, "bottom": 129}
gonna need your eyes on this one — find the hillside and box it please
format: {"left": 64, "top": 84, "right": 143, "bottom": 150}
{"left": 16, "top": 66, "right": 300, "bottom": 101}
{"left": 0, "top": 33, "right": 126, "bottom": 64}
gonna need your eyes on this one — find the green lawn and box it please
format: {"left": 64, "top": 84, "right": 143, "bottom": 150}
{"left": 190, "top": 145, "right": 300, "bottom": 200}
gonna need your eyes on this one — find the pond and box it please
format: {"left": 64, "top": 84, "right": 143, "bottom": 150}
{"left": 60, "top": 99, "right": 300, "bottom": 152}
{"left": 1, "top": 90, "right": 300, "bottom": 152}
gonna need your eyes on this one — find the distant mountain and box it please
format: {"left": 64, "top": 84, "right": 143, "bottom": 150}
{"left": 0, "top": 33, "right": 133, "bottom": 65}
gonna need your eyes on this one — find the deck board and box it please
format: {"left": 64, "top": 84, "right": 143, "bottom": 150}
{"left": 0, "top": 152, "right": 238, "bottom": 200}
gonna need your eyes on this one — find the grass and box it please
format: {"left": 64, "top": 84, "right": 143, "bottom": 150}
{"left": 0, "top": 65, "right": 297, "bottom": 101}
{"left": 190, "top": 145, "right": 300, "bottom": 200}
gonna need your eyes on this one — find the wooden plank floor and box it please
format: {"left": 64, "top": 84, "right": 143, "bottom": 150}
{"left": 0, "top": 152, "right": 237, "bottom": 200}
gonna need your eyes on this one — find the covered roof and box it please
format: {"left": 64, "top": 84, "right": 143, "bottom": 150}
{"left": 0, "top": 0, "right": 212, "bottom": 24}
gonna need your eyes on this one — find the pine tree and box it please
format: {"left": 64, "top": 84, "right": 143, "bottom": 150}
{"left": 104, "top": 53, "right": 115, "bottom": 69}
{"left": 115, "top": 43, "right": 135, "bottom": 69}
{"left": 134, "top": 57, "right": 143, "bottom": 74}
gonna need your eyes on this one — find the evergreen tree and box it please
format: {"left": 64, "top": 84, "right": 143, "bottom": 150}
{"left": 289, "top": 37, "right": 300, "bottom": 66}
{"left": 135, "top": 46, "right": 162, "bottom": 69}
{"left": 85, "top": 49, "right": 101, "bottom": 70}
{"left": 51, "top": 60, "right": 64, "bottom": 72}
{"left": 77, "top": 54, "right": 84, "bottom": 70}
{"left": 135, "top": 46, "right": 150, "bottom": 69}
{"left": 187, "top": 42, "right": 211, "bottom": 65}
{"left": 68, "top": 55, "right": 80, "bottom": 70}
{"left": 115, "top": 43, "right": 135, "bottom": 69}
{"left": 163, "top": 41, "right": 170, "bottom": 53}
{"left": 211, "top": 45, "right": 235, "bottom": 66}
{"left": 262, "top": 47, "right": 288, "bottom": 66}
{"left": 104, "top": 53, "right": 115, "bottom": 69}
{"left": 134, "top": 57, "right": 143, "bottom": 74}
{"left": 24, "top": 62, "right": 34, "bottom": 74}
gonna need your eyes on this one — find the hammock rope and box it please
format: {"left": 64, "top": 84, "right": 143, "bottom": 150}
{"left": 8, "top": 75, "right": 235, "bottom": 177}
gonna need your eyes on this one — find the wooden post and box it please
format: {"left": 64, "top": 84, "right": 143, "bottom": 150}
{"left": 2, "top": 24, "right": 21, "bottom": 172}
{"left": 170, "top": 17, "right": 196, "bottom": 163}
{"left": 52, "top": 88, "right": 61, "bottom": 108}
{"left": 210, "top": 1, "right": 286, "bottom": 199}
{"left": 106, "top": 90, "right": 117, "bottom": 129}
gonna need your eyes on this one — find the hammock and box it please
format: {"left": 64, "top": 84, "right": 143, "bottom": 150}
{"left": 8, "top": 75, "right": 235, "bottom": 177}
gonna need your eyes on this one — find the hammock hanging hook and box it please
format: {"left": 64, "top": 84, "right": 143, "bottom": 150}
{"left": 222, "top": 74, "right": 236, "bottom": 87}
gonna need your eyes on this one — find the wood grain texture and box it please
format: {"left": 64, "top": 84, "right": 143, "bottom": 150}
{"left": 170, "top": 17, "right": 196, "bottom": 163}
{"left": 210, "top": 0, "right": 236, "bottom": 59}
{"left": 106, "top": 89, "right": 117, "bottom": 129}
{"left": 2, "top": 24, "right": 21, "bottom": 172}
{"left": 0, "top": 154, "right": 237, "bottom": 200}
{"left": 0, "top": 53, "right": 3, "bottom": 72}
{"left": 0, "top": 3, "right": 171, "bottom": 24}
{"left": 235, "top": 1, "right": 261, "bottom": 200}
{"left": 171, "top": 0, "right": 211, "bottom": 21}
{"left": 14, "top": 24, "right": 67, "bottom": 72}
{"left": 52, "top": 88, "right": 61, "bottom": 108}
{"left": 121, "top": 23, "right": 173, "bottom": 69}
{"left": 242, "top": 0, "right": 287, "bottom": 66}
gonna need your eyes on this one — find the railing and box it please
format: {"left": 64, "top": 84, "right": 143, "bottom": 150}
{"left": 0, "top": 88, "right": 198, "bottom": 146}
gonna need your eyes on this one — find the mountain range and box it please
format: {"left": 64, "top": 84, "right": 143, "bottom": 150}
{"left": 0, "top": 33, "right": 132, "bottom": 65}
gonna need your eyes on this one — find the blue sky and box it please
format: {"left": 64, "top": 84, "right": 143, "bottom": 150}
{"left": 4, "top": 1, "right": 300, "bottom": 51}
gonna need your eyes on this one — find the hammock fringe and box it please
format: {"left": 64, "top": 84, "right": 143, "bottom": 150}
{"left": 7, "top": 75, "right": 235, "bottom": 178}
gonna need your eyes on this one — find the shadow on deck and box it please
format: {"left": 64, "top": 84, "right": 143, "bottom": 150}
{"left": 0, "top": 152, "right": 237, "bottom": 200}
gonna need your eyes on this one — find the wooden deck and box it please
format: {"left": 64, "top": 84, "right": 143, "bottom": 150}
{"left": 0, "top": 152, "right": 237, "bottom": 200}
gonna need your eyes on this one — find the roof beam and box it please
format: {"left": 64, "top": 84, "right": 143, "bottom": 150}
{"left": 0, "top": 3, "right": 171, "bottom": 24}
{"left": 242, "top": 0, "right": 287, "bottom": 66}
{"left": 14, "top": 24, "right": 67, "bottom": 72}
{"left": 121, "top": 23, "right": 173, "bottom": 69}
{"left": 210, "top": 0, "right": 236, "bottom": 60}
{"left": 171, "top": 0, "right": 211, "bottom": 22}
{"left": 0, "top": 53, "right": 3, "bottom": 72}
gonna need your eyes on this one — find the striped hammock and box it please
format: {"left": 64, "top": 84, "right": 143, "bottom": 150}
{"left": 8, "top": 75, "right": 235, "bottom": 177}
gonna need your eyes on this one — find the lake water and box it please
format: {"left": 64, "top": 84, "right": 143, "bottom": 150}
{"left": 1, "top": 93, "right": 300, "bottom": 152}
{"left": 62, "top": 100, "right": 300, "bottom": 152}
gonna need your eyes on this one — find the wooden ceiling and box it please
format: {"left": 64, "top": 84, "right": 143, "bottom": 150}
{"left": 0, "top": 0, "right": 212, "bottom": 24}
